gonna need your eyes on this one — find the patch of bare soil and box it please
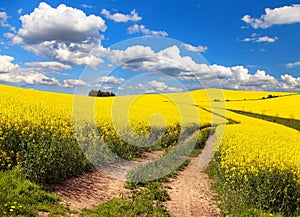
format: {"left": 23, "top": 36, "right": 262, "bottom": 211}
{"left": 53, "top": 150, "right": 164, "bottom": 213}
{"left": 164, "top": 135, "right": 220, "bottom": 217}
{"left": 139, "top": 150, "right": 164, "bottom": 162}
{"left": 54, "top": 170, "right": 126, "bottom": 212}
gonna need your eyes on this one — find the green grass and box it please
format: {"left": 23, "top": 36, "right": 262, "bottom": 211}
{"left": 206, "top": 154, "right": 300, "bottom": 217}
{"left": 189, "top": 127, "right": 212, "bottom": 157}
{"left": 81, "top": 182, "right": 170, "bottom": 217}
{"left": 229, "top": 109, "right": 300, "bottom": 131}
{"left": 0, "top": 168, "right": 75, "bottom": 216}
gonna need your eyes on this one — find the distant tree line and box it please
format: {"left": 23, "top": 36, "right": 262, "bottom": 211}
{"left": 88, "top": 89, "right": 116, "bottom": 97}
{"left": 262, "top": 94, "right": 278, "bottom": 100}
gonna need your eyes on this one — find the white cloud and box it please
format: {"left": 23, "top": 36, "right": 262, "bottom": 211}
{"left": 280, "top": 74, "right": 300, "bottom": 89}
{"left": 182, "top": 43, "right": 208, "bottom": 52}
{"left": 257, "top": 36, "right": 278, "bottom": 43}
{"left": 12, "top": 2, "right": 107, "bottom": 67}
{"left": 148, "top": 80, "right": 183, "bottom": 92}
{"left": 24, "top": 61, "right": 71, "bottom": 71}
{"left": 0, "top": 11, "right": 9, "bottom": 27}
{"left": 128, "top": 24, "right": 168, "bottom": 37}
{"left": 101, "top": 9, "right": 142, "bottom": 22}
{"left": 17, "top": 8, "right": 23, "bottom": 15}
{"left": 96, "top": 76, "right": 125, "bottom": 84}
{"left": 108, "top": 45, "right": 211, "bottom": 79}
{"left": 24, "top": 41, "right": 106, "bottom": 68}
{"left": 204, "top": 66, "right": 278, "bottom": 90}
{"left": 14, "top": 2, "right": 106, "bottom": 44}
{"left": 242, "top": 35, "right": 278, "bottom": 43}
{"left": 0, "top": 55, "right": 96, "bottom": 88}
{"left": 107, "top": 45, "right": 289, "bottom": 91}
{"left": 114, "top": 83, "right": 155, "bottom": 94}
{"left": 286, "top": 61, "right": 300, "bottom": 68}
{"left": 0, "top": 11, "right": 16, "bottom": 32}
{"left": 243, "top": 70, "right": 278, "bottom": 87}
{"left": 108, "top": 45, "right": 155, "bottom": 65}
{"left": 0, "top": 70, "right": 61, "bottom": 86}
{"left": 209, "top": 64, "right": 234, "bottom": 79}
{"left": 81, "top": 4, "right": 93, "bottom": 9}
{"left": 242, "top": 4, "right": 300, "bottom": 28}
{"left": 3, "top": 32, "right": 14, "bottom": 39}
{"left": 0, "top": 55, "right": 70, "bottom": 87}
{"left": 63, "top": 79, "right": 89, "bottom": 88}
{"left": 0, "top": 55, "right": 19, "bottom": 73}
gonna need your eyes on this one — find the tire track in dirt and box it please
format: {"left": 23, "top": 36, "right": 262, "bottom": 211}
{"left": 164, "top": 134, "right": 220, "bottom": 217}
{"left": 54, "top": 170, "right": 126, "bottom": 212}
{"left": 53, "top": 150, "right": 164, "bottom": 213}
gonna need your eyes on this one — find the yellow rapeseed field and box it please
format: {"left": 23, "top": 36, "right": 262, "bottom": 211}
{"left": 1, "top": 83, "right": 299, "bottom": 213}
{"left": 212, "top": 109, "right": 300, "bottom": 213}
{"left": 214, "top": 110, "right": 300, "bottom": 180}
{"left": 225, "top": 93, "right": 300, "bottom": 120}
{"left": 0, "top": 84, "right": 222, "bottom": 183}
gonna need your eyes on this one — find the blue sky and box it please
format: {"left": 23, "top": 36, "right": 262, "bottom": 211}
{"left": 0, "top": 0, "right": 300, "bottom": 95}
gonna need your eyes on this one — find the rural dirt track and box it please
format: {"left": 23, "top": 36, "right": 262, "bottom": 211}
{"left": 53, "top": 137, "right": 220, "bottom": 216}
{"left": 54, "top": 170, "right": 126, "bottom": 212}
{"left": 163, "top": 135, "right": 220, "bottom": 217}
{"left": 53, "top": 150, "right": 164, "bottom": 212}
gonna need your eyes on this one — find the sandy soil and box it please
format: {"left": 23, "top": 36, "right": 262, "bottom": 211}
{"left": 53, "top": 150, "right": 164, "bottom": 212}
{"left": 163, "top": 135, "right": 220, "bottom": 217}
{"left": 54, "top": 170, "right": 125, "bottom": 212}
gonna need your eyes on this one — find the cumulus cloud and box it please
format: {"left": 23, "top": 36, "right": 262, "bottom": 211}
{"left": 0, "top": 70, "right": 61, "bottom": 86}
{"left": 106, "top": 44, "right": 290, "bottom": 91}
{"left": 96, "top": 76, "right": 125, "bottom": 84}
{"left": 242, "top": 4, "right": 300, "bottom": 28}
{"left": 108, "top": 45, "right": 211, "bottom": 79}
{"left": 101, "top": 9, "right": 142, "bottom": 22}
{"left": 0, "top": 55, "right": 19, "bottom": 73}
{"left": 3, "top": 32, "right": 14, "bottom": 39}
{"left": 108, "top": 45, "right": 155, "bottom": 65}
{"left": 128, "top": 24, "right": 168, "bottom": 37}
{"left": 0, "top": 12, "right": 9, "bottom": 27}
{"left": 12, "top": 2, "right": 107, "bottom": 67}
{"left": 286, "top": 61, "right": 300, "bottom": 68}
{"left": 256, "top": 36, "right": 278, "bottom": 43}
{"left": 23, "top": 41, "right": 106, "bottom": 68}
{"left": 63, "top": 79, "right": 89, "bottom": 88}
{"left": 24, "top": 61, "right": 71, "bottom": 71}
{"left": 242, "top": 33, "right": 278, "bottom": 43}
{"left": 183, "top": 43, "right": 208, "bottom": 52}
{"left": 280, "top": 74, "right": 300, "bottom": 89}
{"left": 0, "top": 11, "right": 15, "bottom": 32}
{"left": 148, "top": 80, "right": 183, "bottom": 92}
{"left": 115, "top": 83, "right": 154, "bottom": 94}
{"left": 0, "top": 55, "right": 68, "bottom": 87}
{"left": 241, "top": 70, "right": 278, "bottom": 87}
{"left": 14, "top": 2, "right": 106, "bottom": 44}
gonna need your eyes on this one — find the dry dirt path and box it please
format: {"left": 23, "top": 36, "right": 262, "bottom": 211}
{"left": 53, "top": 150, "right": 164, "bottom": 212}
{"left": 53, "top": 136, "right": 219, "bottom": 217}
{"left": 54, "top": 170, "right": 126, "bottom": 212}
{"left": 163, "top": 135, "right": 220, "bottom": 217}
